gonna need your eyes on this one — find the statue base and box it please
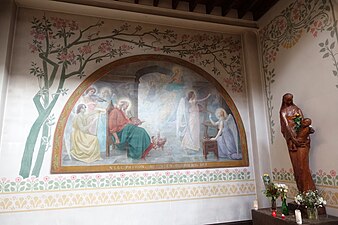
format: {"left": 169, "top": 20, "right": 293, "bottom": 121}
{"left": 288, "top": 201, "right": 326, "bottom": 218}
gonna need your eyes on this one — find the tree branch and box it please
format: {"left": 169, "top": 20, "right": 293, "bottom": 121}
{"left": 64, "top": 51, "right": 101, "bottom": 79}
{"left": 38, "top": 54, "right": 60, "bottom": 88}
{"left": 33, "top": 92, "right": 44, "bottom": 114}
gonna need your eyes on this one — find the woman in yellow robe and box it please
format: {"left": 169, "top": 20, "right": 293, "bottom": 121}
{"left": 71, "top": 104, "right": 102, "bottom": 163}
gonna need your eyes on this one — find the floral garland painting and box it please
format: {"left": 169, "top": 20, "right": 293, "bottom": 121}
{"left": 260, "top": 0, "right": 336, "bottom": 143}
{"left": 20, "top": 13, "right": 245, "bottom": 177}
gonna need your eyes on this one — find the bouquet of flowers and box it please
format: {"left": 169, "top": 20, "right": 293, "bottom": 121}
{"left": 276, "top": 183, "right": 288, "bottom": 200}
{"left": 295, "top": 189, "right": 326, "bottom": 209}
{"left": 262, "top": 174, "right": 281, "bottom": 200}
{"left": 263, "top": 174, "right": 289, "bottom": 212}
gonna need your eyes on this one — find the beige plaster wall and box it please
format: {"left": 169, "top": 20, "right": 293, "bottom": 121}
{"left": 258, "top": 0, "right": 338, "bottom": 216}
{"left": 0, "top": 3, "right": 269, "bottom": 225}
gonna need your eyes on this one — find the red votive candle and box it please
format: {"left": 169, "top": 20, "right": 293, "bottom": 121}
{"left": 281, "top": 214, "right": 285, "bottom": 219}
{"left": 272, "top": 210, "right": 277, "bottom": 217}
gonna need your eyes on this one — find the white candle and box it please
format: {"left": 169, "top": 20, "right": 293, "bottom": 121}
{"left": 253, "top": 200, "right": 258, "bottom": 210}
{"left": 295, "top": 209, "right": 302, "bottom": 224}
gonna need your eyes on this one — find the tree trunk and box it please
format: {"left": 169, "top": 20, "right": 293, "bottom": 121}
{"left": 19, "top": 113, "right": 48, "bottom": 178}
{"left": 31, "top": 123, "right": 49, "bottom": 177}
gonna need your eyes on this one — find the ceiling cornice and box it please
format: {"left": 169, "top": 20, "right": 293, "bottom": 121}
{"left": 15, "top": 0, "right": 259, "bottom": 32}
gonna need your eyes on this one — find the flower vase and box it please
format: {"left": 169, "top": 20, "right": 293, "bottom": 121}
{"left": 271, "top": 198, "right": 277, "bottom": 211}
{"left": 281, "top": 198, "right": 289, "bottom": 215}
{"left": 307, "top": 207, "right": 318, "bottom": 220}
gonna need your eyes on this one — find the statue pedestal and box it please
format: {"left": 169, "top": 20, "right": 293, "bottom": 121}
{"left": 288, "top": 201, "right": 326, "bottom": 218}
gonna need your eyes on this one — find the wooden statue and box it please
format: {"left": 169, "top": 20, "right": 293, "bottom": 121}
{"left": 279, "top": 93, "right": 316, "bottom": 193}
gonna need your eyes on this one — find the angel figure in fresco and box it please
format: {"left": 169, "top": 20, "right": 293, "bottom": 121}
{"left": 176, "top": 90, "right": 210, "bottom": 151}
{"left": 165, "top": 66, "right": 185, "bottom": 93}
{"left": 70, "top": 104, "right": 102, "bottom": 163}
{"left": 81, "top": 86, "right": 106, "bottom": 135}
{"left": 169, "top": 66, "right": 183, "bottom": 85}
{"left": 108, "top": 100, "right": 153, "bottom": 159}
{"left": 209, "top": 108, "right": 239, "bottom": 159}
{"left": 64, "top": 88, "right": 105, "bottom": 160}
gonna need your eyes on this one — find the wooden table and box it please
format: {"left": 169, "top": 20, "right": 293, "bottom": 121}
{"left": 252, "top": 208, "right": 338, "bottom": 225}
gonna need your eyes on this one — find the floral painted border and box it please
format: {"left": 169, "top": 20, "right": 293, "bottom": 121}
{"left": 272, "top": 168, "right": 338, "bottom": 208}
{"left": 0, "top": 182, "right": 256, "bottom": 213}
{"left": 0, "top": 168, "right": 254, "bottom": 213}
{"left": 282, "top": 182, "right": 338, "bottom": 208}
{"left": 0, "top": 169, "right": 252, "bottom": 193}
{"left": 272, "top": 168, "right": 338, "bottom": 187}
{"left": 259, "top": 0, "right": 336, "bottom": 143}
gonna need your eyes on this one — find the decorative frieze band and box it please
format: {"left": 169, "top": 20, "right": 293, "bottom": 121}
{"left": 273, "top": 168, "right": 338, "bottom": 208}
{"left": 0, "top": 182, "right": 255, "bottom": 213}
{"left": 0, "top": 169, "right": 252, "bottom": 193}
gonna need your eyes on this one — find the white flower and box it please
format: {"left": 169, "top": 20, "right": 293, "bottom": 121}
{"left": 295, "top": 194, "right": 303, "bottom": 205}
{"left": 294, "top": 190, "right": 326, "bottom": 208}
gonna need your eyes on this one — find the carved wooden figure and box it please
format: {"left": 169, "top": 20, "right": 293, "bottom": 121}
{"left": 279, "top": 93, "right": 316, "bottom": 193}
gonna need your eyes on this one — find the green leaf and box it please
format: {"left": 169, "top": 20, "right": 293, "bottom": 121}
{"left": 323, "top": 52, "right": 330, "bottom": 58}
{"left": 331, "top": 30, "right": 335, "bottom": 38}
{"left": 319, "top": 43, "right": 324, "bottom": 47}
{"left": 330, "top": 42, "right": 335, "bottom": 49}
{"left": 320, "top": 48, "right": 326, "bottom": 52}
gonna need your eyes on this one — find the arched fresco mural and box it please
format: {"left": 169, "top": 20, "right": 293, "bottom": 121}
{"left": 52, "top": 55, "right": 248, "bottom": 173}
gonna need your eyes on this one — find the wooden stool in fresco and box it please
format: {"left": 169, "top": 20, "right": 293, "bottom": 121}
{"left": 202, "top": 139, "right": 218, "bottom": 160}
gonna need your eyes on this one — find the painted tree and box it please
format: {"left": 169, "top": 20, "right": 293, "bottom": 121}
{"left": 259, "top": 0, "right": 334, "bottom": 143}
{"left": 21, "top": 15, "right": 243, "bottom": 178}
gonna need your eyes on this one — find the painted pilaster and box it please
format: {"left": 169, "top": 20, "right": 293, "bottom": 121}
{"left": 0, "top": 0, "right": 16, "bottom": 150}
{"left": 242, "top": 31, "right": 272, "bottom": 208}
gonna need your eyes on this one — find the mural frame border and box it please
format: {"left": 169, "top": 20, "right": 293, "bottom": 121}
{"left": 51, "top": 54, "right": 249, "bottom": 173}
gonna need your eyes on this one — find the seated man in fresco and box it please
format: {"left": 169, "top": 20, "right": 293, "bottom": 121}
{"left": 108, "top": 100, "right": 153, "bottom": 159}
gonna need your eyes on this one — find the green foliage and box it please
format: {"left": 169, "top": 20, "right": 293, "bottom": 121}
{"left": 262, "top": 174, "right": 280, "bottom": 199}
{"left": 293, "top": 114, "right": 302, "bottom": 133}
{"left": 295, "top": 190, "right": 326, "bottom": 208}
{"left": 262, "top": 174, "right": 289, "bottom": 200}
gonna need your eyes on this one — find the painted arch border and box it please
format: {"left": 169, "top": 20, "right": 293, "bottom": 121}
{"left": 51, "top": 54, "right": 249, "bottom": 173}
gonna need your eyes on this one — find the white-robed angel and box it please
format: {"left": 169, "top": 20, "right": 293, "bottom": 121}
{"left": 176, "top": 90, "right": 210, "bottom": 151}
{"left": 81, "top": 86, "right": 107, "bottom": 135}
{"left": 209, "top": 108, "right": 241, "bottom": 159}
